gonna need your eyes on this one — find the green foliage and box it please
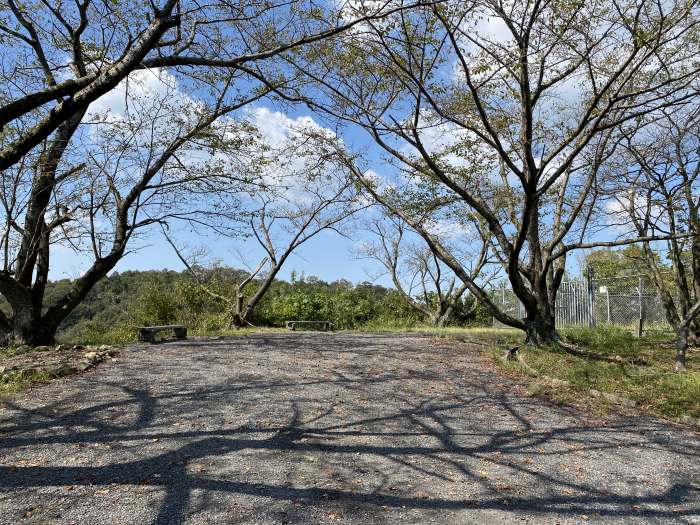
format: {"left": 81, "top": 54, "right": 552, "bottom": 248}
{"left": 61, "top": 320, "right": 135, "bottom": 346}
{"left": 561, "top": 325, "right": 641, "bottom": 356}
{"left": 48, "top": 270, "right": 183, "bottom": 331}
{"left": 493, "top": 327, "right": 700, "bottom": 419}
{"left": 584, "top": 246, "right": 666, "bottom": 282}
{"left": 0, "top": 368, "right": 52, "bottom": 396}
{"left": 253, "top": 280, "right": 422, "bottom": 329}
{"left": 53, "top": 268, "right": 489, "bottom": 344}
{"left": 132, "top": 280, "right": 180, "bottom": 326}
{"left": 585, "top": 246, "right": 642, "bottom": 276}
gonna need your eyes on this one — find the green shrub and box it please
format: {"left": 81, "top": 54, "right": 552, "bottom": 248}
{"left": 561, "top": 325, "right": 640, "bottom": 355}
{"left": 131, "top": 280, "right": 180, "bottom": 326}
{"left": 55, "top": 268, "right": 492, "bottom": 342}
{"left": 60, "top": 319, "right": 136, "bottom": 345}
{"left": 0, "top": 368, "right": 52, "bottom": 394}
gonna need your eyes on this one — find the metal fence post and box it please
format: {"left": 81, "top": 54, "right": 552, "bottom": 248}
{"left": 491, "top": 271, "right": 671, "bottom": 332}
{"left": 587, "top": 268, "right": 595, "bottom": 328}
{"left": 637, "top": 277, "right": 645, "bottom": 337}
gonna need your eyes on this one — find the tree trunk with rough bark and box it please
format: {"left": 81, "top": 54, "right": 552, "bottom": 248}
{"left": 0, "top": 299, "right": 61, "bottom": 346}
{"left": 524, "top": 310, "right": 559, "bottom": 346}
{"left": 675, "top": 325, "right": 688, "bottom": 373}
{"left": 435, "top": 311, "right": 450, "bottom": 328}
{"left": 0, "top": 249, "right": 124, "bottom": 346}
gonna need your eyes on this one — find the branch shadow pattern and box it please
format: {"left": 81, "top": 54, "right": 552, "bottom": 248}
{"left": 0, "top": 332, "right": 698, "bottom": 524}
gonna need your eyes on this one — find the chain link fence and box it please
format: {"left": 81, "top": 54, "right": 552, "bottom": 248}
{"left": 491, "top": 274, "right": 675, "bottom": 332}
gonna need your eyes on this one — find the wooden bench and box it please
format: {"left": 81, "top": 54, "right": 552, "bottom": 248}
{"left": 138, "top": 325, "right": 187, "bottom": 343}
{"left": 285, "top": 320, "right": 334, "bottom": 332}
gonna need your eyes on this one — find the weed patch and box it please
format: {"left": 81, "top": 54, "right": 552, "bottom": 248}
{"left": 487, "top": 327, "right": 699, "bottom": 420}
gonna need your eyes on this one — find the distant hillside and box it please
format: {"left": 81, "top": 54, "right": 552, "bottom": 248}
{"left": 0, "top": 268, "right": 489, "bottom": 344}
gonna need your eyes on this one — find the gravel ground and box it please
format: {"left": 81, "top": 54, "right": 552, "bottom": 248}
{"left": 0, "top": 332, "right": 698, "bottom": 525}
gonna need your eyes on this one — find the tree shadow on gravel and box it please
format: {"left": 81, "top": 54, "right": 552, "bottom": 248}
{"left": 0, "top": 333, "right": 699, "bottom": 524}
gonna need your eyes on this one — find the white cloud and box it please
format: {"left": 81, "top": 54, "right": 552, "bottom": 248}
{"left": 602, "top": 192, "right": 665, "bottom": 235}
{"left": 246, "top": 106, "right": 333, "bottom": 145}
{"left": 424, "top": 218, "right": 471, "bottom": 240}
{"left": 242, "top": 107, "right": 342, "bottom": 205}
{"left": 473, "top": 14, "right": 512, "bottom": 44}
{"left": 87, "top": 68, "right": 198, "bottom": 120}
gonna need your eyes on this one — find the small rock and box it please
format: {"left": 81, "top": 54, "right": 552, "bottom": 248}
{"left": 680, "top": 415, "right": 700, "bottom": 427}
{"left": 61, "top": 365, "right": 78, "bottom": 376}
{"left": 97, "top": 345, "right": 111, "bottom": 352}
{"left": 55, "top": 344, "right": 65, "bottom": 352}
{"left": 83, "top": 351, "right": 99, "bottom": 361}
{"left": 47, "top": 364, "right": 76, "bottom": 377}
{"left": 525, "top": 383, "right": 545, "bottom": 396}
{"left": 598, "top": 391, "right": 636, "bottom": 407}
{"left": 34, "top": 345, "right": 49, "bottom": 352}
{"left": 72, "top": 345, "right": 85, "bottom": 351}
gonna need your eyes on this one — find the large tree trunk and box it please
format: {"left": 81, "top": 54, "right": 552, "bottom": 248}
{"left": 1, "top": 251, "right": 126, "bottom": 347}
{"left": 435, "top": 313, "right": 449, "bottom": 328}
{"left": 237, "top": 254, "right": 290, "bottom": 328}
{"left": 230, "top": 298, "right": 255, "bottom": 328}
{"left": 512, "top": 205, "right": 561, "bottom": 347}
{"left": 229, "top": 294, "right": 246, "bottom": 328}
{"left": 675, "top": 302, "right": 700, "bottom": 373}
{"left": 523, "top": 310, "right": 558, "bottom": 346}
{"left": 675, "top": 326, "right": 688, "bottom": 373}
{"left": 521, "top": 270, "right": 560, "bottom": 346}
{"left": 0, "top": 302, "right": 57, "bottom": 346}
{"left": 435, "top": 303, "right": 454, "bottom": 327}
{"left": 0, "top": 275, "right": 55, "bottom": 345}
{"left": 242, "top": 306, "right": 255, "bottom": 325}
{"left": 0, "top": 108, "right": 89, "bottom": 347}
{"left": 686, "top": 317, "right": 700, "bottom": 347}
{"left": 11, "top": 302, "right": 39, "bottom": 345}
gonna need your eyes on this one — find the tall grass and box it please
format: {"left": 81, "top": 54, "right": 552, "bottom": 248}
{"left": 489, "top": 325, "right": 699, "bottom": 419}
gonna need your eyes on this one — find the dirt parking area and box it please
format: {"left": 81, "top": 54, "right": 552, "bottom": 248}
{"left": 0, "top": 332, "right": 698, "bottom": 524}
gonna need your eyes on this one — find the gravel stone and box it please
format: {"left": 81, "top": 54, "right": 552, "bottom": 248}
{"left": 0, "top": 332, "right": 698, "bottom": 524}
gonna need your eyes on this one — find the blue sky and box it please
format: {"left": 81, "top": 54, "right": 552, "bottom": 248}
{"left": 52, "top": 225, "right": 388, "bottom": 285}
{"left": 47, "top": 45, "right": 596, "bottom": 288}
{"left": 48, "top": 82, "right": 586, "bottom": 288}
{"left": 51, "top": 77, "right": 396, "bottom": 286}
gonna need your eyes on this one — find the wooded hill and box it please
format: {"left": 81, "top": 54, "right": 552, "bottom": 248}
{"left": 45, "top": 269, "right": 489, "bottom": 344}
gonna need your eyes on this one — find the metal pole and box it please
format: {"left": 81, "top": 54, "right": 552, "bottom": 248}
{"left": 637, "top": 277, "right": 644, "bottom": 337}
{"left": 587, "top": 267, "right": 594, "bottom": 328}
{"left": 569, "top": 282, "right": 574, "bottom": 326}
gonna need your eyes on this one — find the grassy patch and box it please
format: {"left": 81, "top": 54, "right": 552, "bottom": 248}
{"left": 0, "top": 346, "right": 55, "bottom": 398}
{"left": 355, "top": 324, "right": 522, "bottom": 342}
{"left": 58, "top": 323, "right": 292, "bottom": 345}
{"left": 488, "top": 326, "right": 699, "bottom": 420}
{"left": 0, "top": 344, "right": 45, "bottom": 360}
{"left": 561, "top": 325, "right": 640, "bottom": 354}
{"left": 0, "top": 368, "right": 52, "bottom": 397}
{"left": 560, "top": 325, "right": 670, "bottom": 359}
